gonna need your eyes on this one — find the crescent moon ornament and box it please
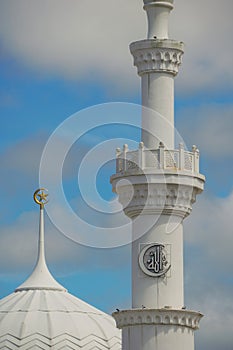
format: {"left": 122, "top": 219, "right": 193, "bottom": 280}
{"left": 34, "top": 188, "right": 49, "bottom": 208}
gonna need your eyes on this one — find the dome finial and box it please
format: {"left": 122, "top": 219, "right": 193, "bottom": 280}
{"left": 15, "top": 188, "right": 66, "bottom": 292}
{"left": 34, "top": 188, "right": 49, "bottom": 209}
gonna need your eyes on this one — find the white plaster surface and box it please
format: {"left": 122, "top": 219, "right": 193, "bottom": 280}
{"left": 132, "top": 215, "right": 184, "bottom": 309}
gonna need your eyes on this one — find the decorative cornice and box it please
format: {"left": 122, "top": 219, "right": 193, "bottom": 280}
{"left": 130, "top": 39, "right": 184, "bottom": 76}
{"left": 115, "top": 183, "right": 197, "bottom": 218}
{"left": 113, "top": 308, "right": 203, "bottom": 331}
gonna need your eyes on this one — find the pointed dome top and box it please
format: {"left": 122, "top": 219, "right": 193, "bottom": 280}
{"left": 0, "top": 189, "right": 121, "bottom": 349}
{"left": 15, "top": 188, "right": 66, "bottom": 292}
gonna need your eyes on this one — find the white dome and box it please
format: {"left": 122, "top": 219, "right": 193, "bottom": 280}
{"left": 0, "top": 289, "right": 121, "bottom": 349}
{"left": 0, "top": 190, "right": 121, "bottom": 349}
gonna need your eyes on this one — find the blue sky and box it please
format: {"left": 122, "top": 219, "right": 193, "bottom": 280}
{"left": 0, "top": 0, "right": 233, "bottom": 349}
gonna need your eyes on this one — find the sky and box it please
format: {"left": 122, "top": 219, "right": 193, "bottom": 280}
{"left": 0, "top": 0, "right": 233, "bottom": 349}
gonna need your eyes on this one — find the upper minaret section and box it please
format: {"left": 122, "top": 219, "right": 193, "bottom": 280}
{"left": 130, "top": 0, "right": 183, "bottom": 149}
{"left": 143, "top": 0, "right": 174, "bottom": 39}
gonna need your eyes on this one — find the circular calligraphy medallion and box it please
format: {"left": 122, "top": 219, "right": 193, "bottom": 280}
{"left": 139, "top": 243, "right": 171, "bottom": 277}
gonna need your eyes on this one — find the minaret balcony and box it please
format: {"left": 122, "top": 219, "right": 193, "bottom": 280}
{"left": 130, "top": 39, "right": 184, "bottom": 76}
{"left": 110, "top": 143, "right": 205, "bottom": 219}
{"left": 114, "top": 142, "right": 200, "bottom": 175}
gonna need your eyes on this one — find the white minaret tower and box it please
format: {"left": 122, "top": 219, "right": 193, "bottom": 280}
{"left": 111, "top": 1, "right": 205, "bottom": 349}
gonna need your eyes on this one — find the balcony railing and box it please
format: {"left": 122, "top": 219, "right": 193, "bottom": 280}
{"left": 115, "top": 142, "right": 200, "bottom": 174}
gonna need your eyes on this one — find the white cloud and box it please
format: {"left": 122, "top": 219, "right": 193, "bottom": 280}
{"left": 185, "top": 190, "right": 233, "bottom": 274}
{"left": 176, "top": 102, "right": 233, "bottom": 197}
{"left": 183, "top": 190, "right": 233, "bottom": 350}
{"left": 0, "top": 133, "right": 48, "bottom": 213}
{"left": 172, "top": 0, "right": 233, "bottom": 94}
{"left": 0, "top": 129, "right": 102, "bottom": 203}
{"left": 177, "top": 103, "right": 233, "bottom": 157}
{"left": 1, "top": 133, "right": 46, "bottom": 175}
{"left": 192, "top": 286, "right": 233, "bottom": 350}
{"left": 0, "top": 0, "right": 232, "bottom": 94}
{"left": 0, "top": 0, "right": 143, "bottom": 91}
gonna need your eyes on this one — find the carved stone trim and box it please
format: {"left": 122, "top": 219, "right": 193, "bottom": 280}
{"left": 115, "top": 183, "right": 197, "bottom": 218}
{"left": 113, "top": 309, "right": 203, "bottom": 331}
{"left": 130, "top": 40, "right": 184, "bottom": 76}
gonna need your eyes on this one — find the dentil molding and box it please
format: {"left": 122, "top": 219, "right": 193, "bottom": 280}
{"left": 130, "top": 39, "right": 184, "bottom": 76}
{"left": 113, "top": 308, "right": 203, "bottom": 331}
{"left": 115, "top": 183, "right": 197, "bottom": 218}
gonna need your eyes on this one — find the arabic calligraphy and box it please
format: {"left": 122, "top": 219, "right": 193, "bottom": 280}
{"left": 139, "top": 243, "right": 171, "bottom": 277}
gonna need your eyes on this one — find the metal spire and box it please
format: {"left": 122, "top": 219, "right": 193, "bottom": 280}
{"left": 15, "top": 189, "right": 66, "bottom": 292}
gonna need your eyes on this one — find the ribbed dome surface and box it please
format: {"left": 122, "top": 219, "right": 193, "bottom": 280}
{"left": 0, "top": 289, "right": 121, "bottom": 349}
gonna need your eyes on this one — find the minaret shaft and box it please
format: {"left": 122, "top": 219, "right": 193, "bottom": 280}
{"left": 141, "top": 72, "right": 174, "bottom": 149}
{"left": 111, "top": 1, "right": 205, "bottom": 349}
{"left": 144, "top": 0, "right": 173, "bottom": 39}
{"left": 141, "top": 1, "right": 175, "bottom": 149}
{"left": 132, "top": 215, "right": 184, "bottom": 309}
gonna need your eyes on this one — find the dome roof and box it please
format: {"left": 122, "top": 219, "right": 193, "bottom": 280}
{"left": 0, "top": 290, "right": 121, "bottom": 349}
{"left": 0, "top": 189, "right": 121, "bottom": 349}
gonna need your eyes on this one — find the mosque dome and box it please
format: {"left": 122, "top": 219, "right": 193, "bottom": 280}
{"left": 0, "top": 189, "right": 121, "bottom": 349}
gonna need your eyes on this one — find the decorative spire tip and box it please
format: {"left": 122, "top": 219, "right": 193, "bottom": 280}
{"left": 34, "top": 188, "right": 49, "bottom": 209}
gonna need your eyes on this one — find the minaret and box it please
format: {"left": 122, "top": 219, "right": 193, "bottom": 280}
{"left": 111, "top": 1, "right": 205, "bottom": 349}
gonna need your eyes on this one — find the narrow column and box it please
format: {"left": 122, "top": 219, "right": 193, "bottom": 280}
{"left": 130, "top": 0, "right": 183, "bottom": 149}
{"left": 111, "top": 1, "right": 205, "bottom": 350}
